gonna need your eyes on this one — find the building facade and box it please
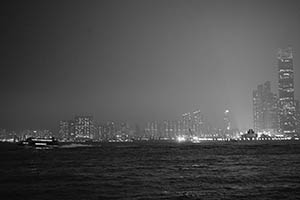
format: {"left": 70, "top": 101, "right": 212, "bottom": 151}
{"left": 58, "top": 120, "right": 75, "bottom": 140}
{"left": 193, "top": 109, "right": 204, "bottom": 137}
{"left": 223, "top": 110, "right": 231, "bottom": 131}
{"left": 58, "top": 120, "right": 69, "bottom": 139}
{"left": 74, "top": 116, "right": 94, "bottom": 139}
{"left": 295, "top": 100, "right": 300, "bottom": 135}
{"left": 253, "top": 81, "right": 278, "bottom": 134}
{"left": 278, "top": 47, "right": 297, "bottom": 136}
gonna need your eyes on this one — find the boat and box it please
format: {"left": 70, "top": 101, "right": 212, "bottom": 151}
{"left": 19, "top": 137, "right": 59, "bottom": 149}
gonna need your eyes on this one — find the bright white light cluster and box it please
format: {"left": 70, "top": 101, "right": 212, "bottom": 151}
{"left": 176, "top": 136, "right": 186, "bottom": 142}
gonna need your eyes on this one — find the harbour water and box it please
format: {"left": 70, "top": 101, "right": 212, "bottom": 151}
{"left": 0, "top": 141, "right": 299, "bottom": 199}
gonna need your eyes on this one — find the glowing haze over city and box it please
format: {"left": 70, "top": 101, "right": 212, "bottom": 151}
{"left": 1, "top": 0, "right": 300, "bottom": 132}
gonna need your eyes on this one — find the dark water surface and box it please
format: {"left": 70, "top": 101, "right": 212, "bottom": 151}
{"left": 0, "top": 142, "right": 299, "bottom": 199}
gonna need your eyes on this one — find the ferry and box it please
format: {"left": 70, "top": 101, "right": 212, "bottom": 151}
{"left": 19, "top": 137, "right": 59, "bottom": 149}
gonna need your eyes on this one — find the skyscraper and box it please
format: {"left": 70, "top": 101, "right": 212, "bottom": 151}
{"left": 278, "top": 47, "right": 296, "bottom": 136}
{"left": 223, "top": 109, "right": 231, "bottom": 131}
{"left": 253, "top": 84, "right": 263, "bottom": 132}
{"left": 253, "top": 81, "right": 278, "bottom": 134}
{"left": 223, "top": 109, "right": 231, "bottom": 138}
{"left": 295, "top": 100, "right": 300, "bottom": 135}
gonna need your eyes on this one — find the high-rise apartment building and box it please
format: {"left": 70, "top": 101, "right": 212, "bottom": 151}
{"left": 59, "top": 120, "right": 69, "bottom": 139}
{"left": 193, "top": 109, "right": 203, "bottom": 136}
{"left": 58, "top": 120, "right": 75, "bottom": 140}
{"left": 278, "top": 47, "right": 296, "bottom": 136}
{"left": 182, "top": 112, "right": 192, "bottom": 135}
{"left": 74, "top": 116, "right": 94, "bottom": 139}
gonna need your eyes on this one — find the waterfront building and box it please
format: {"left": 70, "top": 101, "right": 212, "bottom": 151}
{"left": 93, "top": 124, "right": 101, "bottom": 140}
{"left": 175, "top": 120, "right": 183, "bottom": 137}
{"left": 193, "top": 109, "right": 203, "bottom": 137}
{"left": 0, "top": 129, "right": 8, "bottom": 140}
{"left": 74, "top": 116, "right": 94, "bottom": 139}
{"left": 102, "top": 121, "right": 116, "bottom": 139}
{"left": 59, "top": 120, "right": 69, "bottom": 139}
{"left": 278, "top": 47, "right": 297, "bottom": 136}
{"left": 253, "top": 81, "right": 278, "bottom": 134}
{"left": 20, "top": 129, "right": 53, "bottom": 139}
{"left": 295, "top": 100, "right": 300, "bottom": 135}
{"left": 144, "top": 120, "right": 158, "bottom": 139}
{"left": 182, "top": 112, "right": 192, "bottom": 135}
{"left": 224, "top": 109, "right": 231, "bottom": 131}
{"left": 68, "top": 120, "right": 75, "bottom": 138}
{"left": 164, "top": 120, "right": 177, "bottom": 139}
{"left": 162, "top": 120, "right": 169, "bottom": 139}
{"left": 222, "top": 109, "right": 233, "bottom": 138}
{"left": 134, "top": 124, "right": 141, "bottom": 138}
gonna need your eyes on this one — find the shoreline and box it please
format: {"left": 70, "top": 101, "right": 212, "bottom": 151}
{"left": 1, "top": 139, "right": 299, "bottom": 149}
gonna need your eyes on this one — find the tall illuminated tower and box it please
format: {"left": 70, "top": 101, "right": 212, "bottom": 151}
{"left": 278, "top": 47, "right": 296, "bottom": 136}
{"left": 224, "top": 109, "right": 231, "bottom": 131}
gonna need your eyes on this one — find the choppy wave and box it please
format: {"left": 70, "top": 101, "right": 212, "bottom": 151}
{"left": 0, "top": 141, "right": 299, "bottom": 199}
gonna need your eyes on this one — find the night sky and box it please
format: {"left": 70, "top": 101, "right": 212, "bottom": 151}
{"left": 1, "top": 0, "right": 300, "bottom": 131}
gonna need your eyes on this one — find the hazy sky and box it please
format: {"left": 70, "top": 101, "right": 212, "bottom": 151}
{"left": 1, "top": 0, "right": 300, "bottom": 131}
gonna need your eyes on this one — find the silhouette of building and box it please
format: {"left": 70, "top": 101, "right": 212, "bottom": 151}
{"left": 278, "top": 47, "right": 296, "bottom": 136}
{"left": 253, "top": 81, "right": 278, "bottom": 134}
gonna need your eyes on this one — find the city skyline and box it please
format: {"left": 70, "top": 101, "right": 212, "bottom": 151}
{"left": 1, "top": 0, "right": 300, "bottom": 131}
